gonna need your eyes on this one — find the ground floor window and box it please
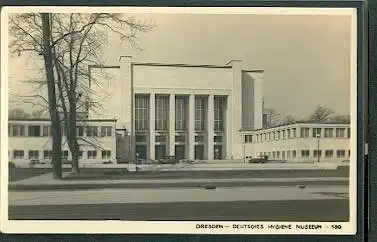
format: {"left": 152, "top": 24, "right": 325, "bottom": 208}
{"left": 301, "top": 150, "right": 310, "bottom": 158}
{"left": 88, "top": 150, "right": 97, "bottom": 159}
{"left": 29, "top": 150, "right": 39, "bottom": 159}
{"left": 43, "top": 150, "right": 52, "bottom": 159}
{"left": 61, "top": 150, "right": 69, "bottom": 159}
{"left": 337, "top": 150, "right": 345, "bottom": 158}
{"left": 287, "top": 151, "right": 291, "bottom": 158}
{"left": 13, "top": 150, "right": 24, "bottom": 159}
{"left": 282, "top": 151, "right": 285, "bottom": 159}
{"left": 325, "top": 150, "right": 333, "bottom": 158}
{"left": 292, "top": 150, "right": 296, "bottom": 158}
{"left": 313, "top": 150, "right": 322, "bottom": 157}
{"left": 102, "top": 150, "right": 111, "bottom": 159}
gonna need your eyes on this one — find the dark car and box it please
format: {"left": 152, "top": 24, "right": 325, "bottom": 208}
{"left": 158, "top": 156, "right": 179, "bottom": 164}
{"left": 249, "top": 155, "right": 268, "bottom": 164}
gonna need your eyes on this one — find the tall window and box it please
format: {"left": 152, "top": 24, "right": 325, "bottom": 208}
{"left": 175, "top": 96, "right": 187, "bottom": 131}
{"left": 155, "top": 95, "right": 168, "bottom": 131}
{"left": 300, "top": 128, "right": 310, "bottom": 138}
{"left": 324, "top": 128, "right": 333, "bottom": 138}
{"left": 135, "top": 95, "right": 149, "bottom": 131}
{"left": 28, "top": 125, "right": 41, "bottom": 137}
{"left": 312, "top": 128, "right": 321, "bottom": 138}
{"left": 282, "top": 130, "right": 286, "bottom": 139}
{"left": 287, "top": 129, "right": 291, "bottom": 139}
{"left": 42, "top": 125, "right": 51, "bottom": 136}
{"left": 12, "top": 125, "right": 25, "bottom": 137}
{"left": 101, "top": 126, "right": 112, "bottom": 137}
{"left": 214, "top": 96, "right": 225, "bottom": 132}
{"left": 336, "top": 128, "right": 345, "bottom": 138}
{"left": 347, "top": 128, "right": 351, "bottom": 138}
{"left": 86, "top": 126, "right": 98, "bottom": 137}
{"left": 195, "top": 97, "right": 206, "bottom": 131}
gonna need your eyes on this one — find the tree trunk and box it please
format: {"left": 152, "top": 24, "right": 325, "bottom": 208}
{"left": 41, "top": 13, "right": 62, "bottom": 179}
{"left": 69, "top": 101, "right": 80, "bottom": 173}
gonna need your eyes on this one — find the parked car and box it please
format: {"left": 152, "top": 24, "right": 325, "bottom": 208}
{"left": 249, "top": 155, "right": 268, "bottom": 164}
{"left": 158, "top": 156, "right": 179, "bottom": 164}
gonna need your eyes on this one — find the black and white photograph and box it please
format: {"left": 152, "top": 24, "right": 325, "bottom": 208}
{"left": 1, "top": 7, "right": 358, "bottom": 234}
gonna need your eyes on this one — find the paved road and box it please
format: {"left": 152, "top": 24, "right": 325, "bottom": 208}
{"left": 8, "top": 199, "right": 349, "bottom": 221}
{"left": 8, "top": 185, "right": 349, "bottom": 221}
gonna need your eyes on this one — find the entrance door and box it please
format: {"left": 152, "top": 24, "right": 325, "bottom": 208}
{"left": 214, "top": 145, "right": 222, "bottom": 160}
{"left": 135, "top": 145, "right": 147, "bottom": 160}
{"left": 155, "top": 145, "right": 166, "bottom": 160}
{"left": 175, "top": 145, "right": 185, "bottom": 160}
{"left": 195, "top": 145, "right": 204, "bottom": 160}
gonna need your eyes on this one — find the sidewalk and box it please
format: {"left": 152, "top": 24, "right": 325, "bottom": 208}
{"left": 8, "top": 172, "right": 349, "bottom": 191}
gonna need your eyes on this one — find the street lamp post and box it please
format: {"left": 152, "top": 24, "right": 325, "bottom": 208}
{"left": 316, "top": 133, "right": 320, "bottom": 163}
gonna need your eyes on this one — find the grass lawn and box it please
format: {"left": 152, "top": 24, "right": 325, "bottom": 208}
{"left": 8, "top": 168, "right": 71, "bottom": 182}
{"left": 63, "top": 166, "right": 349, "bottom": 180}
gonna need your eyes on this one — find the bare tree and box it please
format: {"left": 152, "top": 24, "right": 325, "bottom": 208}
{"left": 281, "top": 115, "right": 296, "bottom": 125}
{"left": 9, "top": 13, "right": 154, "bottom": 173}
{"left": 328, "top": 114, "right": 350, "bottom": 124}
{"left": 8, "top": 108, "right": 31, "bottom": 119}
{"left": 308, "top": 105, "right": 335, "bottom": 123}
{"left": 263, "top": 108, "right": 280, "bottom": 128}
{"left": 41, "top": 13, "right": 63, "bottom": 179}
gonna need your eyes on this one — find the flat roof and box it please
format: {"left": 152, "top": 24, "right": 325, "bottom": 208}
{"left": 240, "top": 121, "right": 351, "bottom": 132}
{"left": 8, "top": 118, "right": 117, "bottom": 122}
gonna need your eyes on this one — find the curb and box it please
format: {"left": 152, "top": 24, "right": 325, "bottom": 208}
{"left": 9, "top": 180, "right": 349, "bottom": 191}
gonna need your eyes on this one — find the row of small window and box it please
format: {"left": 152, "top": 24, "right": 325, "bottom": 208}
{"left": 135, "top": 135, "right": 224, "bottom": 143}
{"left": 9, "top": 125, "right": 113, "bottom": 137}
{"left": 244, "top": 127, "right": 351, "bottom": 143}
{"left": 257, "top": 149, "right": 350, "bottom": 159}
{"left": 10, "top": 150, "right": 112, "bottom": 160}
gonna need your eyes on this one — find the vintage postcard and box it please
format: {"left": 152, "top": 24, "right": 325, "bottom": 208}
{"left": 1, "top": 6, "right": 358, "bottom": 234}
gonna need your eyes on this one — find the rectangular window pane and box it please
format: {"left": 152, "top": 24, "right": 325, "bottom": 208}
{"left": 175, "top": 135, "right": 186, "bottom": 142}
{"left": 155, "top": 96, "right": 168, "bottom": 130}
{"left": 135, "top": 135, "right": 147, "bottom": 142}
{"left": 28, "top": 125, "right": 41, "bottom": 137}
{"left": 336, "top": 128, "right": 345, "bottom": 138}
{"left": 195, "top": 135, "right": 204, "bottom": 142}
{"left": 13, "top": 150, "right": 24, "bottom": 159}
{"left": 195, "top": 97, "right": 206, "bottom": 131}
{"left": 175, "top": 96, "right": 187, "bottom": 131}
{"left": 135, "top": 95, "right": 149, "bottom": 131}
{"left": 324, "top": 128, "right": 333, "bottom": 138}
{"left": 312, "top": 128, "right": 321, "bottom": 138}
{"left": 300, "top": 128, "right": 309, "bottom": 138}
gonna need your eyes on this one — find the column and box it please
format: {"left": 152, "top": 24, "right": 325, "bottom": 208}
{"left": 169, "top": 94, "right": 175, "bottom": 156}
{"left": 188, "top": 94, "right": 195, "bottom": 160}
{"left": 149, "top": 92, "right": 155, "bottom": 160}
{"left": 207, "top": 94, "right": 214, "bottom": 160}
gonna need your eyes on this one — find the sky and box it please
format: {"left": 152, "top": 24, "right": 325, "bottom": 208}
{"left": 7, "top": 11, "right": 353, "bottom": 120}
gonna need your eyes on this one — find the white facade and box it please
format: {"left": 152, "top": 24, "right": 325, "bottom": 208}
{"left": 8, "top": 119, "right": 117, "bottom": 166}
{"left": 89, "top": 57, "right": 264, "bottom": 161}
{"left": 242, "top": 123, "right": 351, "bottom": 162}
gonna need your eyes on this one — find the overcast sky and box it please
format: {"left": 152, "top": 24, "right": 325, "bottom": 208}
{"left": 8, "top": 11, "right": 353, "bottom": 119}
